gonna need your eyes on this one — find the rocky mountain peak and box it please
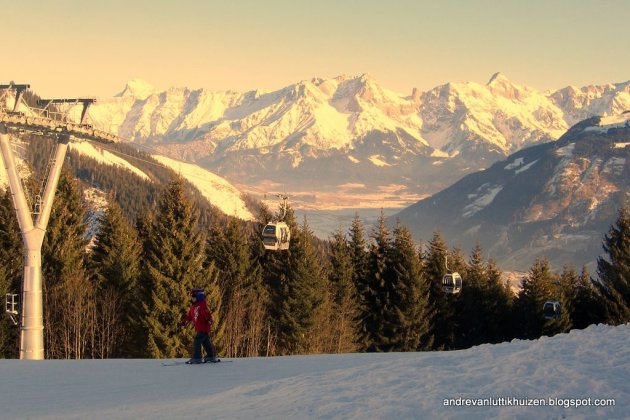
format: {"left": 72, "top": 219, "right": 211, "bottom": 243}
{"left": 116, "top": 79, "right": 155, "bottom": 100}
{"left": 487, "top": 72, "right": 510, "bottom": 86}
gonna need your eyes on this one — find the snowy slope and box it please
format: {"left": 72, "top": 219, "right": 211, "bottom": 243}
{"left": 0, "top": 323, "right": 627, "bottom": 419}
{"left": 67, "top": 141, "right": 253, "bottom": 221}
{"left": 152, "top": 155, "right": 254, "bottom": 221}
{"left": 70, "top": 142, "right": 150, "bottom": 180}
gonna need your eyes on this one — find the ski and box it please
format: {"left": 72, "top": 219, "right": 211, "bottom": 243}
{"left": 161, "top": 359, "right": 231, "bottom": 366}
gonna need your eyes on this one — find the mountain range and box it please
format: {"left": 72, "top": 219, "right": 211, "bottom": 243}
{"left": 394, "top": 112, "right": 630, "bottom": 271}
{"left": 77, "top": 73, "right": 630, "bottom": 209}
{"left": 5, "top": 74, "right": 629, "bottom": 271}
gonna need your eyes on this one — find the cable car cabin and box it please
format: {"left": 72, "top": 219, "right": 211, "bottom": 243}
{"left": 262, "top": 222, "right": 290, "bottom": 251}
{"left": 543, "top": 300, "right": 561, "bottom": 320}
{"left": 442, "top": 273, "right": 462, "bottom": 294}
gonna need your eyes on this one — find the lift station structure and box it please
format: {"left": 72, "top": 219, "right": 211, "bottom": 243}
{"left": 0, "top": 83, "right": 119, "bottom": 359}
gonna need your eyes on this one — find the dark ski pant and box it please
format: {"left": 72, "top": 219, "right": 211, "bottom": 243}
{"left": 192, "top": 332, "right": 216, "bottom": 360}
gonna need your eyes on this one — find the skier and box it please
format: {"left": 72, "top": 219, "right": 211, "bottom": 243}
{"left": 179, "top": 287, "right": 218, "bottom": 364}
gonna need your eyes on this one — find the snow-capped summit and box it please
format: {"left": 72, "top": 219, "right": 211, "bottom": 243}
{"left": 420, "top": 74, "right": 566, "bottom": 158}
{"left": 485, "top": 72, "right": 530, "bottom": 100}
{"left": 76, "top": 74, "right": 630, "bottom": 208}
{"left": 487, "top": 71, "right": 509, "bottom": 85}
{"left": 550, "top": 81, "right": 630, "bottom": 125}
{"left": 116, "top": 79, "right": 156, "bottom": 100}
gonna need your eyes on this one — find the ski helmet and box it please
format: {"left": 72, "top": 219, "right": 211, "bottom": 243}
{"left": 191, "top": 287, "right": 205, "bottom": 300}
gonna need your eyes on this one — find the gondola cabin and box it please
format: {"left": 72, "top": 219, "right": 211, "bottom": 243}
{"left": 262, "top": 222, "right": 290, "bottom": 251}
{"left": 442, "top": 272, "right": 462, "bottom": 294}
{"left": 543, "top": 300, "right": 561, "bottom": 320}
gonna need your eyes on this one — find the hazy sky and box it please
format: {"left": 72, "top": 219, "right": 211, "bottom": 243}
{"left": 3, "top": 0, "right": 629, "bottom": 98}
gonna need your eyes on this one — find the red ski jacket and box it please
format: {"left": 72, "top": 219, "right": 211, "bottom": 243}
{"left": 183, "top": 300, "right": 212, "bottom": 333}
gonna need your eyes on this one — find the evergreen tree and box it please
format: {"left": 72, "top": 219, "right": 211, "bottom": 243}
{"left": 207, "top": 216, "right": 267, "bottom": 357}
{"left": 0, "top": 188, "right": 21, "bottom": 357}
{"left": 388, "top": 221, "right": 433, "bottom": 351}
{"left": 484, "top": 258, "right": 514, "bottom": 343}
{"left": 364, "top": 212, "right": 393, "bottom": 351}
{"left": 328, "top": 229, "right": 360, "bottom": 353}
{"left": 570, "top": 267, "right": 606, "bottom": 329}
{"left": 260, "top": 202, "right": 294, "bottom": 355}
{"left": 423, "top": 231, "right": 454, "bottom": 350}
{"left": 457, "top": 244, "right": 487, "bottom": 348}
{"left": 41, "top": 170, "right": 92, "bottom": 359}
{"left": 0, "top": 188, "right": 22, "bottom": 289}
{"left": 275, "top": 216, "right": 328, "bottom": 354}
{"left": 142, "top": 177, "right": 218, "bottom": 358}
{"left": 458, "top": 246, "right": 513, "bottom": 348}
{"left": 348, "top": 213, "right": 370, "bottom": 351}
{"left": 515, "top": 258, "right": 568, "bottom": 339}
{"left": 595, "top": 207, "right": 630, "bottom": 324}
{"left": 88, "top": 199, "right": 143, "bottom": 357}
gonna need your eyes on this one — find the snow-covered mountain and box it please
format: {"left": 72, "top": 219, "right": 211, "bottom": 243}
{"left": 420, "top": 73, "right": 568, "bottom": 161}
{"left": 77, "top": 74, "right": 630, "bottom": 209}
{"left": 394, "top": 112, "right": 630, "bottom": 271}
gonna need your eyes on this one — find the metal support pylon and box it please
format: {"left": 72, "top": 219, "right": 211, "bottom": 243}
{"left": 0, "top": 123, "right": 69, "bottom": 360}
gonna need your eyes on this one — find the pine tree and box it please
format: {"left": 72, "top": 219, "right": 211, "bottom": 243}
{"left": 516, "top": 258, "right": 567, "bottom": 339}
{"left": 89, "top": 199, "right": 143, "bottom": 357}
{"left": 348, "top": 213, "right": 370, "bottom": 351}
{"left": 0, "top": 188, "right": 22, "bottom": 289}
{"left": 328, "top": 229, "right": 360, "bottom": 353}
{"left": 42, "top": 170, "right": 92, "bottom": 359}
{"left": 207, "top": 216, "right": 268, "bottom": 357}
{"left": 570, "top": 267, "right": 606, "bottom": 329}
{"left": 260, "top": 203, "right": 295, "bottom": 355}
{"left": 364, "top": 212, "right": 392, "bottom": 352}
{"left": 484, "top": 258, "right": 514, "bottom": 343}
{"left": 423, "top": 231, "right": 454, "bottom": 350}
{"left": 275, "top": 216, "right": 328, "bottom": 355}
{"left": 142, "top": 177, "right": 219, "bottom": 358}
{"left": 388, "top": 221, "right": 433, "bottom": 351}
{"left": 595, "top": 207, "right": 630, "bottom": 324}
{"left": 457, "top": 244, "right": 486, "bottom": 348}
{"left": 458, "top": 245, "right": 513, "bottom": 347}
{"left": 0, "top": 188, "right": 21, "bottom": 357}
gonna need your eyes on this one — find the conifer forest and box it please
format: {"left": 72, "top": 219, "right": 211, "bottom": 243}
{"left": 0, "top": 137, "right": 628, "bottom": 359}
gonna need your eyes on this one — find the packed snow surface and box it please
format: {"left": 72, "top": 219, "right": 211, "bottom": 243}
{"left": 1, "top": 323, "right": 627, "bottom": 419}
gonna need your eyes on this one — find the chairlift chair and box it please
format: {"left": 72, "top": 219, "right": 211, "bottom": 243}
{"left": 262, "top": 221, "right": 290, "bottom": 251}
{"left": 543, "top": 300, "right": 561, "bottom": 320}
{"left": 442, "top": 272, "right": 462, "bottom": 294}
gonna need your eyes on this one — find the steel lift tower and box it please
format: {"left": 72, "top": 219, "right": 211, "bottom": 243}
{"left": 0, "top": 83, "right": 118, "bottom": 359}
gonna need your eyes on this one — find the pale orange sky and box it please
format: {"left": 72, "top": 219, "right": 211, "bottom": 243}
{"left": 3, "top": 0, "right": 629, "bottom": 98}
